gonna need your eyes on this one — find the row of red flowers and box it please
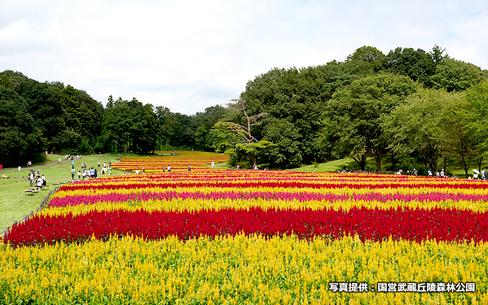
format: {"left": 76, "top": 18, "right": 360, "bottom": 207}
{"left": 4, "top": 206, "right": 488, "bottom": 246}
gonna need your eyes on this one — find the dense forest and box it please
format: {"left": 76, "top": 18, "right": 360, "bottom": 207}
{"left": 1, "top": 45, "right": 487, "bottom": 175}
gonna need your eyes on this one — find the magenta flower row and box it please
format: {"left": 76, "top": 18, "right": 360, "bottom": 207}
{"left": 48, "top": 190, "right": 488, "bottom": 208}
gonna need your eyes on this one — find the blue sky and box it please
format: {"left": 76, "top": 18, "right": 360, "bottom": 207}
{"left": 1, "top": 0, "right": 487, "bottom": 114}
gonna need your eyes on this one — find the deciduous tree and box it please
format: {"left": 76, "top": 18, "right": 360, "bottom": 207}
{"left": 321, "top": 73, "right": 418, "bottom": 171}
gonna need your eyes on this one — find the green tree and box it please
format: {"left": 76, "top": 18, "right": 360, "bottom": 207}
{"left": 102, "top": 96, "right": 158, "bottom": 153}
{"left": 212, "top": 98, "right": 271, "bottom": 169}
{"left": 102, "top": 97, "right": 132, "bottom": 153}
{"left": 171, "top": 113, "right": 197, "bottom": 149}
{"left": 431, "top": 58, "right": 485, "bottom": 92}
{"left": 382, "top": 47, "right": 435, "bottom": 86}
{"left": 321, "top": 73, "right": 418, "bottom": 171}
{"left": 347, "top": 45, "right": 385, "bottom": 71}
{"left": 261, "top": 118, "right": 302, "bottom": 168}
{"left": 155, "top": 106, "right": 178, "bottom": 150}
{"left": 193, "top": 105, "right": 227, "bottom": 151}
{"left": 61, "top": 85, "right": 83, "bottom": 133}
{"left": 131, "top": 102, "right": 158, "bottom": 154}
{"left": 0, "top": 87, "right": 45, "bottom": 166}
{"left": 442, "top": 95, "right": 478, "bottom": 177}
{"left": 242, "top": 64, "right": 361, "bottom": 165}
{"left": 50, "top": 129, "right": 82, "bottom": 153}
{"left": 382, "top": 88, "right": 465, "bottom": 172}
{"left": 463, "top": 81, "right": 488, "bottom": 170}
{"left": 430, "top": 45, "right": 449, "bottom": 65}
{"left": 0, "top": 75, "right": 13, "bottom": 90}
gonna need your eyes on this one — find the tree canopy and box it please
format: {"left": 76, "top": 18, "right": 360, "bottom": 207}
{"left": 1, "top": 44, "right": 486, "bottom": 171}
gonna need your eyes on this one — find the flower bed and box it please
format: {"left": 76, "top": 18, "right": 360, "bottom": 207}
{"left": 1, "top": 163, "right": 487, "bottom": 303}
{"left": 112, "top": 151, "right": 229, "bottom": 172}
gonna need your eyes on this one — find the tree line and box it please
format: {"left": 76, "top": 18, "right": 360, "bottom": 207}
{"left": 1, "top": 45, "right": 487, "bottom": 174}
{"left": 216, "top": 45, "right": 488, "bottom": 174}
{"left": 0, "top": 70, "right": 228, "bottom": 167}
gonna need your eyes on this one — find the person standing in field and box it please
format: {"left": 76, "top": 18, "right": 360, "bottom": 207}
{"left": 28, "top": 170, "right": 34, "bottom": 187}
{"left": 71, "top": 168, "right": 75, "bottom": 182}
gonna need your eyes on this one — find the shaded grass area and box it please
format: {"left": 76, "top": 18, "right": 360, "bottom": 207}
{"left": 287, "top": 158, "right": 362, "bottom": 173}
{"left": 289, "top": 156, "right": 485, "bottom": 177}
{"left": 210, "top": 161, "right": 233, "bottom": 170}
{"left": 0, "top": 153, "right": 127, "bottom": 233}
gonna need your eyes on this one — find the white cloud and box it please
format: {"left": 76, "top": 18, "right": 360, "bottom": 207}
{"left": 0, "top": 0, "right": 487, "bottom": 115}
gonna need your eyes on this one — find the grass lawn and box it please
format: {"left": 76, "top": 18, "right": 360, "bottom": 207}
{"left": 0, "top": 153, "right": 128, "bottom": 234}
{"left": 289, "top": 156, "right": 486, "bottom": 177}
{"left": 211, "top": 161, "right": 233, "bottom": 170}
{"left": 287, "top": 157, "right": 363, "bottom": 173}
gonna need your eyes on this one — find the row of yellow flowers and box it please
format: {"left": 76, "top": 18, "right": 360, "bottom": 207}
{"left": 1, "top": 234, "right": 485, "bottom": 304}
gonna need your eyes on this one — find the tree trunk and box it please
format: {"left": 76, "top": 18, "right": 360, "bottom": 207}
{"left": 352, "top": 154, "right": 367, "bottom": 171}
{"left": 252, "top": 151, "right": 257, "bottom": 169}
{"left": 421, "top": 143, "right": 439, "bottom": 172}
{"left": 461, "top": 154, "right": 469, "bottom": 178}
{"left": 374, "top": 153, "right": 382, "bottom": 173}
{"left": 391, "top": 152, "right": 397, "bottom": 171}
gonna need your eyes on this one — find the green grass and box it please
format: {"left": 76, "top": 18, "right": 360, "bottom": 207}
{"left": 288, "top": 156, "right": 487, "bottom": 177}
{"left": 286, "top": 157, "right": 363, "bottom": 173}
{"left": 211, "top": 161, "right": 233, "bottom": 170}
{"left": 0, "top": 153, "right": 127, "bottom": 234}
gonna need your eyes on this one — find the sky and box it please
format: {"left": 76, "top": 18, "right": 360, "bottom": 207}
{"left": 1, "top": 0, "right": 487, "bottom": 115}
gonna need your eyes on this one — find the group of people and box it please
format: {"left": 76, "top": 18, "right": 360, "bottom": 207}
{"left": 427, "top": 168, "right": 448, "bottom": 177}
{"left": 72, "top": 161, "right": 112, "bottom": 181}
{"left": 28, "top": 169, "right": 46, "bottom": 189}
{"left": 74, "top": 167, "right": 97, "bottom": 181}
{"left": 160, "top": 166, "right": 171, "bottom": 172}
{"left": 470, "top": 168, "right": 486, "bottom": 180}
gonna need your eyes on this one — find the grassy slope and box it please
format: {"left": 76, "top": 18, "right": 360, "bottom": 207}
{"left": 0, "top": 153, "right": 127, "bottom": 232}
{"left": 289, "top": 157, "right": 483, "bottom": 176}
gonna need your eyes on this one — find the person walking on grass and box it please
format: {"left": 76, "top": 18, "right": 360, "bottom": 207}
{"left": 71, "top": 168, "right": 75, "bottom": 182}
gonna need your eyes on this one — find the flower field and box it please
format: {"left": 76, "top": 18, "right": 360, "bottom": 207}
{"left": 112, "top": 151, "right": 230, "bottom": 172}
{"left": 1, "top": 155, "right": 488, "bottom": 304}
